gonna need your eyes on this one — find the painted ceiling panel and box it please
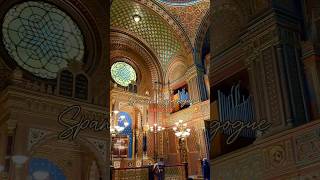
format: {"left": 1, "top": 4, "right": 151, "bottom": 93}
{"left": 157, "top": 0, "right": 209, "bottom": 44}
{"left": 111, "top": 0, "right": 182, "bottom": 70}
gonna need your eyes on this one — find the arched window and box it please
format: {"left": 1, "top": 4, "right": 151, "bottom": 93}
{"left": 2, "top": 1, "right": 85, "bottom": 79}
{"left": 111, "top": 61, "right": 137, "bottom": 87}
{"left": 59, "top": 70, "right": 73, "bottom": 97}
{"left": 75, "top": 74, "right": 88, "bottom": 100}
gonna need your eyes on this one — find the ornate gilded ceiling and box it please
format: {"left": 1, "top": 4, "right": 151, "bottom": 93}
{"left": 111, "top": 0, "right": 209, "bottom": 72}
{"left": 158, "top": 0, "right": 210, "bottom": 44}
{"left": 111, "top": 0, "right": 183, "bottom": 70}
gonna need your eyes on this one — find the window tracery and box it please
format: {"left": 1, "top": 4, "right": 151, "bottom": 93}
{"left": 2, "top": 1, "right": 85, "bottom": 79}
{"left": 111, "top": 61, "right": 137, "bottom": 87}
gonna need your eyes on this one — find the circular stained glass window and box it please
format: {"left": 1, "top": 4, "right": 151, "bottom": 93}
{"left": 2, "top": 1, "right": 85, "bottom": 79}
{"left": 111, "top": 62, "right": 137, "bottom": 87}
{"left": 157, "top": 0, "right": 201, "bottom": 6}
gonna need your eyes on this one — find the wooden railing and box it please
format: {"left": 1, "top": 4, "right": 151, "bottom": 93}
{"left": 111, "top": 163, "right": 188, "bottom": 180}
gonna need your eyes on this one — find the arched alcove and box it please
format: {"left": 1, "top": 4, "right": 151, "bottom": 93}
{"left": 28, "top": 158, "right": 66, "bottom": 180}
{"left": 117, "top": 112, "right": 133, "bottom": 158}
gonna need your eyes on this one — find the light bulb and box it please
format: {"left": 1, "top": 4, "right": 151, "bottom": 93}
{"left": 133, "top": 14, "right": 141, "bottom": 22}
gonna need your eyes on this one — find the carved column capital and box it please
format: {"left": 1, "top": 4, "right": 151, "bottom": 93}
{"left": 6, "top": 121, "right": 17, "bottom": 135}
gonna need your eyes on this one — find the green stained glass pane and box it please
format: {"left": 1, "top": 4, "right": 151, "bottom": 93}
{"left": 111, "top": 62, "right": 137, "bottom": 87}
{"left": 2, "top": 1, "right": 84, "bottom": 79}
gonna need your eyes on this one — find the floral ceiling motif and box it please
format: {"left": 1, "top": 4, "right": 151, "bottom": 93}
{"left": 111, "top": 0, "right": 183, "bottom": 70}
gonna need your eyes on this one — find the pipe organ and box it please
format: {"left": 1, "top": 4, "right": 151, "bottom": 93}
{"left": 217, "top": 84, "right": 256, "bottom": 138}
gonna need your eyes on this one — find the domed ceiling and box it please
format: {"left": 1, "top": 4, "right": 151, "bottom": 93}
{"left": 157, "top": 0, "right": 210, "bottom": 44}
{"left": 111, "top": 0, "right": 183, "bottom": 70}
{"left": 111, "top": 0, "right": 209, "bottom": 72}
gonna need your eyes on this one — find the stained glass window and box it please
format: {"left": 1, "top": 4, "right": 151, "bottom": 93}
{"left": 59, "top": 70, "right": 73, "bottom": 97}
{"left": 111, "top": 62, "right": 136, "bottom": 87}
{"left": 2, "top": 1, "right": 84, "bottom": 79}
{"left": 75, "top": 74, "right": 88, "bottom": 100}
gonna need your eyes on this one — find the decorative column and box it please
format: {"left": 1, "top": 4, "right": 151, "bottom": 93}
{"left": 178, "top": 139, "right": 188, "bottom": 163}
{"left": 136, "top": 110, "right": 144, "bottom": 159}
{"left": 301, "top": 41, "right": 320, "bottom": 120}
{"left": 186, "top": 66, "right": 207, "bottom": 104}
{"left": 178, "top": 139, "right": 189, "bottom": 179}
{"left": 2, "top": 121, "right": 17, "bottom": 180}
{"left": 243, "top": 15, "right": 308, "bottom": 136}
{"left": 0, "top": 128, "right": 7, "bottom": 179}
{"left": 0, "top": 128, "right": 5, "bottom": 176}
{"left": 142, "top": 106, "right": 148, "bottom": 158}
{"left": 12, "top": 121, "right": 29, "bottom": 179}
{"left": 204, "top": 76, "right": 210, "bottom": 99}
{"left": 12, "top": 155, "right": 28, "bottom": 180}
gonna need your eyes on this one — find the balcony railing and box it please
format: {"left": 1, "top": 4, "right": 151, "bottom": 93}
{"left": 111, "top": 163, "right": 188, "bottom": 180}
{"left": 111, "top": 166, "right": 151, "bottom": 180}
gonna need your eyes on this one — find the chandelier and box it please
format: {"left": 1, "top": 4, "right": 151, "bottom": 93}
{"left": 148, "top": 123, "right": 165, "bottom": 133}
{"left": 173, "top": 120, "right": 191, "bottom": 140}
{"left": 110, "top": 110, "right": 129, "bottom": 136}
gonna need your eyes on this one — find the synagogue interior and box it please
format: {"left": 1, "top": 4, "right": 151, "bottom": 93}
{"left": 0, "top": 0, "right": 320, "bottom": 179}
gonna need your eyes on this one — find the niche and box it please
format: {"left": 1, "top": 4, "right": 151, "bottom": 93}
{"left": 209, "top": 69, "right": 255, "bottom": 158}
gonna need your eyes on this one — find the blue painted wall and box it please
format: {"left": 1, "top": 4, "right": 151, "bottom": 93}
{"left": 118, "top": 112, "right": 133, "bottom": 158}
{"left": 29, "top": 158, "right": 66, "bottom": 180}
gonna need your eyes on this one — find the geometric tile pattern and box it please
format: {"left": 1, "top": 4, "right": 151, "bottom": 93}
{"left": 111, "top": 0, "right": 182, "bottom": 70}
{"left": 2, "top": 1, "right": 84, "bottom": 79}
{"left": 158, "top": 0, "right": 209, "bottom": 44}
